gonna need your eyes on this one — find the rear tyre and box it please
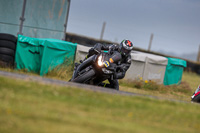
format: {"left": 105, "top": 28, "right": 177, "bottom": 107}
{"left": 72, "top": 69, "right": 95, "bottom": 83}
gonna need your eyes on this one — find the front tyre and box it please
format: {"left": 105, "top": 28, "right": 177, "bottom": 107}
{"left": 191, "top": 94, "right": 200, "bottom": 103}
{"left": 71, "top": 69, "right": 95, "bottom": 83}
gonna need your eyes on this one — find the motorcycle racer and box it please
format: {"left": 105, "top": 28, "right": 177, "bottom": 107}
{"left": 85, "top": 39, "right": 133, "bottom": 90}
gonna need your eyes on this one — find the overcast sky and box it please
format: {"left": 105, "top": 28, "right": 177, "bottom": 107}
{"left": 67, "top": 0, "right": 200, "bottom": 55}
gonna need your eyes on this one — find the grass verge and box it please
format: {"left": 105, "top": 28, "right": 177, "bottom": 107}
{"left": 119, "top": 77, "right": 193, "bottom": 102}
{"left": 1, "top": 66, "right": 199, "bottom": 102}
{"left": 0, "top": 75, "right": 200, "bottom": 133}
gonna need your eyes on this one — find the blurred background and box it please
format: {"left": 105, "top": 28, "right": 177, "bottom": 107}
{"left": 67, "top": 0, "right": 200, "bottom": 61}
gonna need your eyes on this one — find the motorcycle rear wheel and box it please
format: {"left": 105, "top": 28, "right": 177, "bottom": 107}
{"left": 72, "top": 69, "right": 95, "bottom": 83}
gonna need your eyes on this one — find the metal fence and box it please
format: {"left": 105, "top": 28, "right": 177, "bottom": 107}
{"left": 0, "top": 0, "right": 70, "bottom": 40}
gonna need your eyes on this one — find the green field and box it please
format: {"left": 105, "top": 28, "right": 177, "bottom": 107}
{"left": 119, "top": 71, "right": 200, "bottom": 102}
{"left": 0, "top": 73, "right": 200, "bottom": 133}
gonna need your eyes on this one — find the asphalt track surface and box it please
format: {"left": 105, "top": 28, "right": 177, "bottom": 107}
{"left": 0, "top": 70, "right": 190, "bottom": 104}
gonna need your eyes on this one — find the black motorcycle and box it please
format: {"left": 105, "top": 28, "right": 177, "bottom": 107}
{"left": 70, "top": 49, "right": 122, "bottom": 87}
{"left": 191, "top": 86, "right": 200, "bottom": 103}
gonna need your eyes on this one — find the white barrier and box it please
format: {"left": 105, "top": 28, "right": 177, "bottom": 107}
{"left": 125, "top": 51, "right": 168, "bottom": 84}
{"left": 75, "top": 44, "right": 92, "bottom": 62}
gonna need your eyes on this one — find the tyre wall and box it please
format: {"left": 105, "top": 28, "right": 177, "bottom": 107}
{"left": 0, "top": 33, "right": 17, "bottom": 67}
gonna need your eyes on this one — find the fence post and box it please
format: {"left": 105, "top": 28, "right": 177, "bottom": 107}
{"left": 100, "top": 22, "right": 106, "bottom": 41}
{"left": 148, "top": 33, "right": 154, "bottom": 51}
{"left": 18, "top": 0, "right": 27, "bottom": 35}
{"left": 63, "top": 0, "right": 71, "bottom": 40}
{"left": 196, "top": 45, "right": 200, "bottom": 62}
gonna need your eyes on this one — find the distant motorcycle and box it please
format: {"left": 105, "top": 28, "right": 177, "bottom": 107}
{"left": 191, "top": 86, "right": 200, "bottom": 103}
{"left": 70, "top": 49, "right": 122, "bottom": 87}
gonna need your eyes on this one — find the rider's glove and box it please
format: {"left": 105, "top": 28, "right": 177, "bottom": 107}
{"left": 108, "top": 45, "right": 116, "bottom": 54}
{"left": 94, "top": 44, "right": 101, "bottom": 53}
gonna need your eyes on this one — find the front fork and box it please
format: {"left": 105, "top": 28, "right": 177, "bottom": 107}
{"left": 72, "top": 55, "right": 96, "bottom": 80}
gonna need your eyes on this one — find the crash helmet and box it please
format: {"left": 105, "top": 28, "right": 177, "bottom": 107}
{"left": 119, "top": 39, "right": 133, "bottom": 56}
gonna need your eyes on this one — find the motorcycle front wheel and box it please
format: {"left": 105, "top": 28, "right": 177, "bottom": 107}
{"left": 71, "top": 69, "right": 95, "bottom": 83}
{"left": 191, "top": 94, "right": 200, "bottom": 103}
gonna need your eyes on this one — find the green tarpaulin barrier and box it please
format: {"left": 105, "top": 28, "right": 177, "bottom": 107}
{"left": 15, "top": 35, "right": 77, "bottom": 75}
{"left": 163, "top": 57, "right": 187, "bottom": 85}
